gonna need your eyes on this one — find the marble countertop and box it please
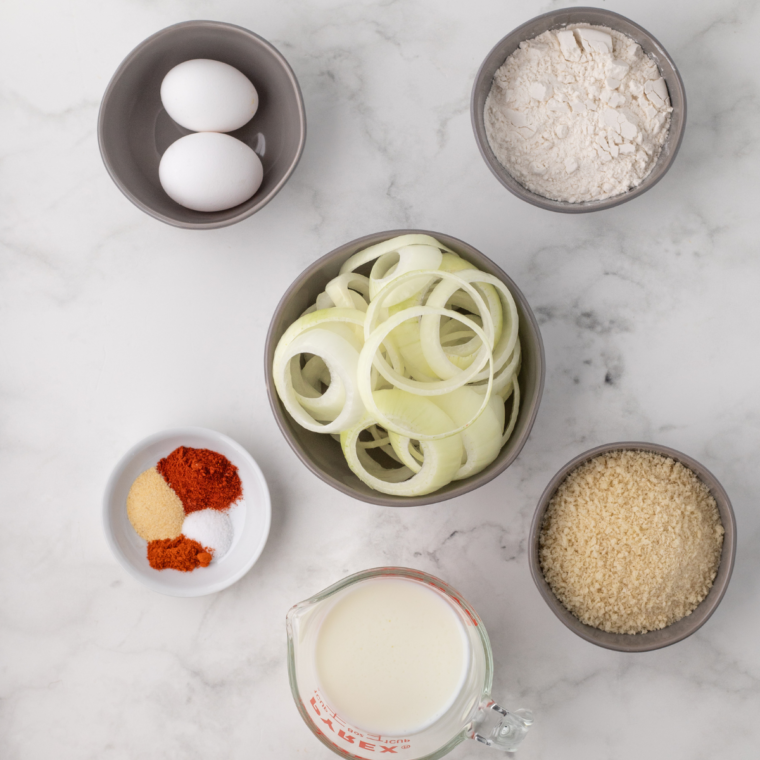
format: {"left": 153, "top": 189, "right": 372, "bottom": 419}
{"left": 2, "top": 0, "right": 759, "bottom": 757}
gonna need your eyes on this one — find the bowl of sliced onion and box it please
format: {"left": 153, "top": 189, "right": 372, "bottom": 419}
{"left": 264, "top": 230, "right": 545, "bottom": 506}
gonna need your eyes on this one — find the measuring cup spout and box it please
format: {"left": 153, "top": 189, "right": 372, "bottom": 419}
{"left": 469, "top": 701, "right": 533, "bottom": 752}
{"left": 286, "top": 597, "right": 317, "bottom": 647}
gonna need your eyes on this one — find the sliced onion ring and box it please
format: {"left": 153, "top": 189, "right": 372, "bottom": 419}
{"left": 341, "top": 392, "right": 464, "bottom": 496}
{"left": 339, "top": 234, "right": 455, "bottom": 275}
{"left": 274, "top": 328, "right": 364, "bottom": 434}
{"left": 358, "top": 306, "right": 494, "bottom": 439}
{"left": 501, "top": 377, "right": 520, "bottom": 448}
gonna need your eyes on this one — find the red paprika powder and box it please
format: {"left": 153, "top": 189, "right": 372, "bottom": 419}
{"left": 147, "top": 536, "right": 212, "bottom": 571}
{"left": 157, "top": 446, "right": 242, "bottom": 514}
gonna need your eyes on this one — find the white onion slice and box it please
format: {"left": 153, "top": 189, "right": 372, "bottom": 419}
{"left": 355, "top": 445, "right": 414, "bottom": 483}
{"left": 289, "top": 355, "right": 346, "bottom": 423}
{"left": 291, "top": 359, "right": 346, "bottom": 422}
{"left": 368, "top": 270, "right": 495, "bottom": 381}
{"left": 358, "top": 306, "right": 494, "bottom": 439}
{"left": 388, "top": 318, "right": 438, "bottom": 382}
{"left": 341, "top": 392, "right": 464, "bottom": 496}
{"left": 361, "top": 305, "right": 493, "bottom": 400}
{"left": 301, "top": 355, "right": 330, "bottom": 391}
{"left": 471, "top": 339, "right": 521, "bottom": 399}
{"left": 439, "top": 252, "right": 474, "bottom": 273}
{"left": 339, "top": 234, "right": 455, "bottom": 275}
{"left": 359, "top": 436, "right": 390, "bottom": 449}
{"left": 274, "top": 328, "right": 364, "bottom": 434}
{"left": 501, "top": 377, "right": 520, "bottom": 447}
{"left": 365, "top": 269, "right": 493, "bottom": 344}
{"left": 430, "top": 388, "right": 504, "bottom": 480}
{"left": 315, "top": 291, "right": 333, "bottom": 311}
{"left": 325, "top": 272, "right": 370, "bottom": 311}
{"left": 290, "top": 355, "right": 321, "bottom": 398}
{"left": 369, "top": 245, "right": 443, "bottom": 305}
{"left": 388, "top": 431, "right": 423, "bottom": 474}
{"left": 276, "top": 307, "right": 365, "bottom": 354}
{"left": 451, "top": 272, "right": 519, "bottom": 383}
{"left": 423, "top": 270, "right": 516, "bottom": 380}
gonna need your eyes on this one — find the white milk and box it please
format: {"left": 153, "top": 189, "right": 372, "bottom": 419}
{"left": 314, "top": 577, "right": 470, "bottom": 736}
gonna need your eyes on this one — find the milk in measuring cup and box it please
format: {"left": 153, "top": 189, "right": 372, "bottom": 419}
{"left": 315, "top": 577, "right": 470, "bottom": 736}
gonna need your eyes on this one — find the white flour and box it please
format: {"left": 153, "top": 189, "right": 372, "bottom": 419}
{"left": 484, "top": 25, "right": 672, "bottom": 203}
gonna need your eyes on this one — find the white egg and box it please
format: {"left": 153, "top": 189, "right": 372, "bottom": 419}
{"left": 159, "top": 133, "right": 264, "bottom": 212}
{"left": 160, "top": 59, "right": 259, "bottom": 133}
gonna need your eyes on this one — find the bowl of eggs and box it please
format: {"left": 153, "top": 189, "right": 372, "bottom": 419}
{"left": 98, "top": 20, "right": 306, "bottom": 229}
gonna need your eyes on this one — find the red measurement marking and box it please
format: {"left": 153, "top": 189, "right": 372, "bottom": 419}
{"left": 311, "top": 691, "right": 412, "bottom": 755}
{"left": 426, "top": 580, "right": 478, "bottom": 626}
{"left": 450, "top": 593, "right": 478, "bottom": 626}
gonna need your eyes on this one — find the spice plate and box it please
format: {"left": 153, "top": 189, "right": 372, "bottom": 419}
{"left": 103, "top": 427, "right": 271, "bottom": 596}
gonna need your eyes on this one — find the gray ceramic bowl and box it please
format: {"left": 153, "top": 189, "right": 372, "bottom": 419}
{"left": 529, "top": 442, "right": 736, "bottom": 652}
{"left": 98, "top": 20, "right": 306, "bottom": 229}
{"left": 264, "top": 230, "right": 546, "bottom": 507}
{"left": 471, "top": 7, "right": 686, "bottom": 213}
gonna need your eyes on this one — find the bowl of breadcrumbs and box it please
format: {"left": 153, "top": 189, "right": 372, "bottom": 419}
{"left": 529, "top": 442, "right": 736, "bottom": 652}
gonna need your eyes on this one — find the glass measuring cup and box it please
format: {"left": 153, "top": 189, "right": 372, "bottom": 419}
{"left": 286, "top": 567, "right": 533, "bottom": 759}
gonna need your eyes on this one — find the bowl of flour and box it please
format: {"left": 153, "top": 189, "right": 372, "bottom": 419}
{"left": 471, "top": 7, "right": 686, "bottom": 212}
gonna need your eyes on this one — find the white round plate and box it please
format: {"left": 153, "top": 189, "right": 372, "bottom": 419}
{"left": 103, "top": 427, "right": 271, "bottom": 596}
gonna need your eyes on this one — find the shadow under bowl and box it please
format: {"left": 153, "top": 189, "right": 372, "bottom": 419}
{"left": 98, "top": 20, "right": 306, "bottom": 229}
{"left": 529, "top": 441, "right": 736, "bottom": 652}
{"left": 471, "top": 6, "right": 686, "bottom": 213}
{"left": 264, "top": 229, "right": 546, "bottom": 507}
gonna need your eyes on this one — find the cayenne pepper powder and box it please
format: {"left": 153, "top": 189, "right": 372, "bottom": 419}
{"left": 147, "top": 536, "right": 213, "bottom": 571}
{"left": 157, "top": 446, "right": 242, "bottom": 513}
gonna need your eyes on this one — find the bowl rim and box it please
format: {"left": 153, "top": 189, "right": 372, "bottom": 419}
{"left": 264, "top": 228, "right": 546, "bottom": 507}
{"left": 97, "top": 19, "right": 307, "bottom": 230}
{"left": 102, "top": 426, "right": 272, "bottom": 596}
{"left": 528, "top": 441, "right": 737, "bottom": 652}
{"left": 470, "top": 6, "right": 687, "bottom": 214}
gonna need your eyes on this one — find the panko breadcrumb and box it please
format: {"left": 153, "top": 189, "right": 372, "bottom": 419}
{"left": 539, "top": 450, "right": 724, "bottom": 634}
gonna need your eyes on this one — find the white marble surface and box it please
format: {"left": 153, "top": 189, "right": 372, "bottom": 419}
{"left": 2, "top": 0, "right": 760, "bottom": 757}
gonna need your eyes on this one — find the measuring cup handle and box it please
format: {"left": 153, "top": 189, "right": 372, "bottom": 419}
{"left": 469, "top": 700, "right": 533, "bottom": 752}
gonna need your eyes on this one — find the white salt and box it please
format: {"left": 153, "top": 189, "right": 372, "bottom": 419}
{"left": 182, "top": 509, "right": 234, "bottom": 559}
